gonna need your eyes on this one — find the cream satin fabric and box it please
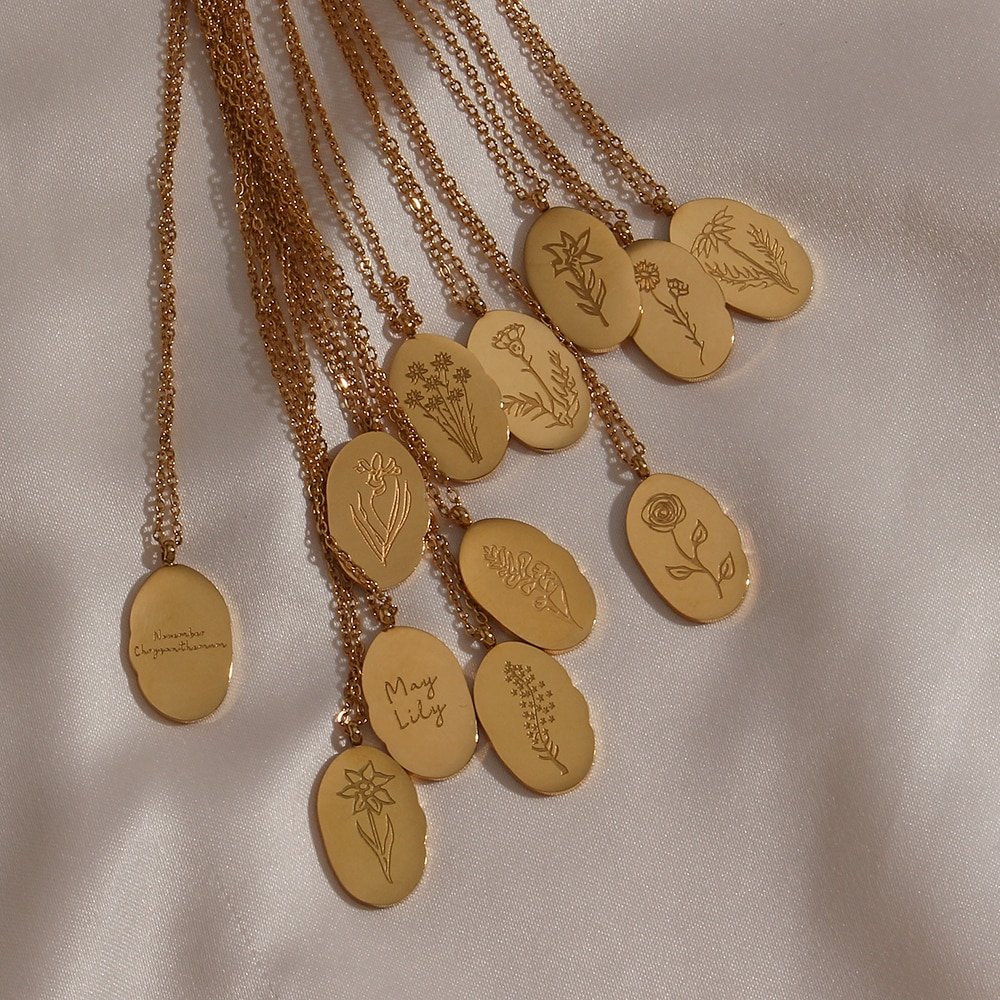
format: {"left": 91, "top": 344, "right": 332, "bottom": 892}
{"left": 1, "top": 1, "right": 998, "bottom": 997}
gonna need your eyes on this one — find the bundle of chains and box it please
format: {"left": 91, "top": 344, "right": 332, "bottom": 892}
{"left": 127, "top": 0, "right": 813, "bottom": 906}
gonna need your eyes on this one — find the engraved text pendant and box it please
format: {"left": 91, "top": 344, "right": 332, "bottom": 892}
{"left": 388, "top": 333, "right": 509, "bottom": 482}
{"left": 467, "top": 310, "right": 591, "bottom": 451}
{"left": 128, "top": 564, "right": 233, "bottom": 723}
{"left": 458, "top": 519, "right": 596, "bottom": 653}
{"left": 363, "top": 627, "right": 478, "bottom": 780}
{"left": 524, "top": 207, "right": 641, "bottom": 353}
{"left": 326, "top": 431, "right": 429, "bottom": 590}
{"left": 669, "top": 199, "right": 812, "bottom": 320}
{"left": 474, "top": 641, "right": 594, "bottom": 795}
{"left": 628, "top": 239, "right": 734, "bottom": 381}
{"left": 316, "top": 745, "right": 427, "bottom": 907}
{"left": 626, "top": 473, "right": 750, "bottom": 623}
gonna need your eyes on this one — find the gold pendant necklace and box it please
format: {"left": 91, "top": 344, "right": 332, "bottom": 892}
{"left": 130, "top": 0, "right": 233, "bottom": 723}
{"left": 321, "top": 0, "right": 750, "bottom": 623}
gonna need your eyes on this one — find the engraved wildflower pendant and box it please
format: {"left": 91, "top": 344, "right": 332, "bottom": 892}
{"left": 669, "top": 199, "right": 812, "bottom": 320}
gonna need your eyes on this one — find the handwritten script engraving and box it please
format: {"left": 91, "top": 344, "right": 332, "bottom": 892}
{"left": 132, "top": 627, "right": 229, "bottom": 662}
{"left": 384, "top": 674, "right": 447, "bottom": 731}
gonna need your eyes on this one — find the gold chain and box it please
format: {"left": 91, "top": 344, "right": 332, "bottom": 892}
{"left": 152, "top": 0, "right": 189, "bottom": 566}
{"left": 492, "top": 0, "right": 677, "bottom": 216}
{"left": 318, "top": 0, "right": 649, "bottom": 477}
{"left": 182, "top": 0, "right": 495, "bottom": 670}
{"left": 404, "top": 0, "right": 633, "bottom": 243}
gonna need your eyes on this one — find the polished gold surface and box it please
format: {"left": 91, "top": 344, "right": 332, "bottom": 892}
{"left": 524, "top": 207, "right": 641, "bottom": 353}
{"left": 669, "top": 199, "right": 812, "bottom": 320}
{"left": 128, "top": 564, "right": 232, "bottom": 723}
{"left": 467, "top": 310, "right": 590, "bottom": 451}
{"left": 388, "top": 333, "right": 509, "bottom": 481}
{"left": 363, "top": 627, "right": 477, "bottom": 780}
{"left": 628, "top": 240, "right": 734, "bottom": 381}
{"left": 326, "top": 431, "right": 429, "bottom": 590}
{"left": 459, "top": 519, "right": 596, "bottom": 652}
{"left": 626, "top": 474, "right": 749, "bottom": 623}
{"left": 316, "top": 744, "right": 427, "bottom": 907}
{"left": 474, "top": 641, "right": 593, "bottom": 794}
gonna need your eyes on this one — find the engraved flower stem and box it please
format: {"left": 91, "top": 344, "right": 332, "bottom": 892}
{"left": 670, "top": 529, "right": 724, "bottom": 598}
{"left": 568, "top": 261, "right": 609, "bottom": 327}
{"left": 367, "top": 808, "right": 393, "bottom": 881}
{"left": 520, "top": 353, "right": 566, "bottom": 422}
{"left": 527, "top": 689, "right": 568, "bottom": 775}
{"left": 717, "top": 234, "right": 796, "bottom": 293}
{"left": 650, "top": 290, "right": 705, "bottom": 364}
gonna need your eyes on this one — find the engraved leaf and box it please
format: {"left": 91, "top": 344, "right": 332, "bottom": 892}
{"left": 356, "top": 820, "right": 378, "bottom": 855}
{"left": 383, "top": 814, "right": 395, "bottom": 869}
{"left": 691, "top": 520, "right": 709, "bottom": 547}
{"left": 719, "top": 554, "right": 736, "bottom": 581}
{"left": 666, "top": 565, "right": 695, "bottom": 580}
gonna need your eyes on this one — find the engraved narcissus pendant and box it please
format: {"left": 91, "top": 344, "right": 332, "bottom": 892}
{"left": 128, "top": 564, "right": 233, "bottom": 722}
{"left": 458, "top": 518, "right": 596, "bottom": 653}
{"left": 387, "top": 333, "right": 509, "bottom": 482}
{"left": 626, "top": 473, "right": 750, "bottom": 623}
{"left": 326, "top": 431, "right": 430, "bottom": 590}
{"left": 467, "top": 310, "right": 591, "bottom": 452}
{"left": 474, "top": 641, "right": 594, "bottom": 795}
{"left": 524, "top": 207, "right": 641, "bottom": 353}
{"left": 316, "top": 744, "right": 427, "bottom": 907}
{"left": 362, "top": 627, "right": 478, "bottom": 781}
{"left": 668, "top": 199, "right": 812, "bottom": 320}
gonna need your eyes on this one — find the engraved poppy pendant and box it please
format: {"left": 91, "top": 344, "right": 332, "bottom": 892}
{"left": 362, "top": 627, "right": 478, "bottom": 780}
{"left": 627, "top": 240, "right": 734, "bottom": 381}
{"left": 669, "top": 199, "right": 812, "bottom": 320}
{"left": 626, "top": 474, "right": 750, "bottom": 623}
{"left": 128, "top": 564, "right": 233, "bottom": 722}
{"left": 524, "top": 207, "right": 641, "bottom": 353}
{"left": 387, "top": 333, "right": 509, "bottom": 481}
{"left": 466, "top": 310, "right": 591, "bottom": 451}
{"left": 316, "top": 744, "right": 427, "bottom": 907}
{"left": 326, "top": 432, "right": 430, "bottom": 590}
{"left": 474, "top": 642, "right": 594, "bottom": 795}
{"left": 458, "top": 518, "right": 596, "bottom": 653}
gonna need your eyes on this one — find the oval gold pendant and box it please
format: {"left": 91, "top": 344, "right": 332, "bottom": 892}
{"left": 458, "top": 519, "right": 596, "bottom": 653}
{"left": 387, "top": 333, "right": 509, "bottom": 481}
{"left": 669, "top": 199, "right": 812, "bottom": 320}
{"left": 467, "top": 310, "right": 591, "bottom": 451}
{"left": 524, "top": 206, "right": 641, "bottom": 353}
{"left": 127, "top": 564, "right": 232, "bottom": 723}
{"left": 627, "top": 240, "right": 734, "bottom": 381}
{"left": 316, "top": 745, "right": 427, "bottom": 907}
{"left": 326, "top": 431, "right": 429, "bottom": 589}
{"left": 474, "top": 641, "right": 594, "bottom": 795}
{"left": 626, "top": 474, "right": 749, "bottom": 623}
{"left": 362, "top": 627, "right": 478, "bottom": 780}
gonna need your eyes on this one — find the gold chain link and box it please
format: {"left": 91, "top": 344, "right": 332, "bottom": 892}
{"left": 492, "top": 0, "right": 678, "bottom": 216}
{"left": 319, "top": 0, "right": 650, "bottom": 477}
